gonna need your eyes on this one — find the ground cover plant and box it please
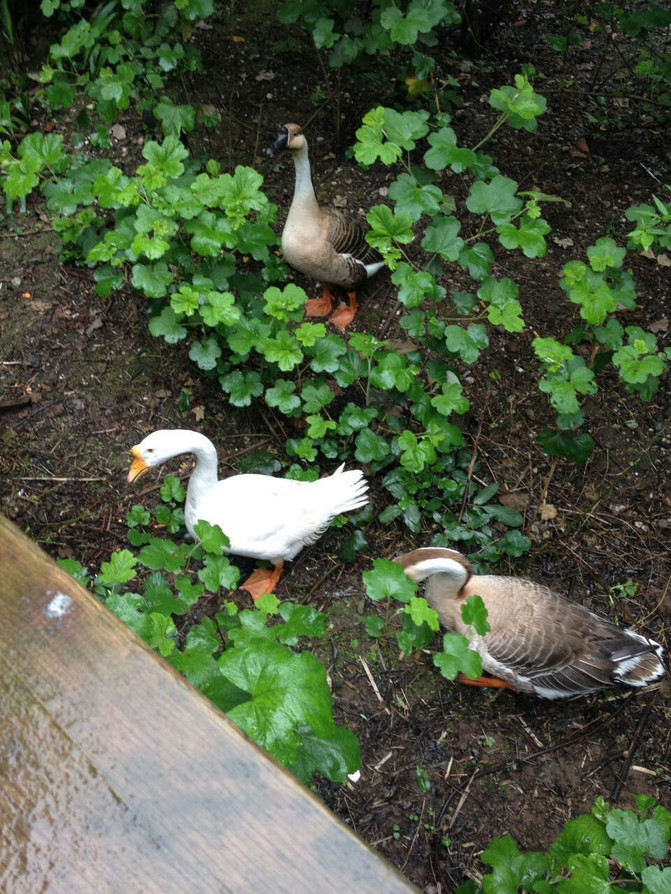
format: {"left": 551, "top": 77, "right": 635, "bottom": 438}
{"left": 1, "top": 0, "right": 670, "bottom": 889}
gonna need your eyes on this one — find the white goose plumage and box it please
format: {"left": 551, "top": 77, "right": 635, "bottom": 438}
{"left": 128, "top": 429, "right": 369, "bottom": 598}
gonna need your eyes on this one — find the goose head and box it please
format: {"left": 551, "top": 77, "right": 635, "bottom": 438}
{"left": 395, "top": 547, "right": 472, "bottom": 593}
{"left": 127, "top": 429, "right": 202, "bottom": 483}
{"left": 266, "top": 123, "right": 306, "bottom": 157}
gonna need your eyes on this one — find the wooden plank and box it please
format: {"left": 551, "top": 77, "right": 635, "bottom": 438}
{"left": 0, "top": 515, "right": 416, "bottom": 893}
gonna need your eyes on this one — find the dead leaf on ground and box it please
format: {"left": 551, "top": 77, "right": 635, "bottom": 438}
{"left": 499, "top": 491, "right": 530, "bottom": 512}
{"left": 539, "top": 503, "right": 558, "bottom": 521}
{"left": 553, "top": 236, "right": 574, "bottom": 249}
{"left": 648, "top": 318, "right": 668, "bottom": 334}
{"left": 192, "top": 405, "right": 205, "bottom": 423}
{"left": 569, "top": 137, "right": 590, "bottom": 158}
{"left": 29, "top": 299, "right": 53, "bottom": 313}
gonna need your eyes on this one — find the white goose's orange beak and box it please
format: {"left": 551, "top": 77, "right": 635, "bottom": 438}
{"left": 128, "top": 445, "right": 150, "bottom": 484}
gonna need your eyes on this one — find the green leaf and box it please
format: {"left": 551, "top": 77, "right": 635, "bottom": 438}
{"left": 424, "top": 127, "right": 478, "bottom": 173}
{"left": 185, "top": 211, "right": 234, "bottom": 256}
{"left": 143, "top": 572, "right": 200, "bottom": 616}
{"left": 363, "top": 558, "right": 417, "bottom": 603}
{"left": 458, "top": 242, "right": 494, "bottom": 280}
{"left": 466, "top": 175, "right": 523, "bottom": 224}
{"left": 132, "top": 262, "right": 174, "bottom": 299}
{"left": 366, "top": 205, "right": 415, "bottom": 260}
{"left": 391, "top": 263, "right": 445, "bottom": 307}
{"left": 641, "top": 865, "right": 671, "bottom": 894}
{"left": 478, "top": 277, "right": 524, "bottom": 332}
{"left": 550, "top": 815, "right": 611, "bottom": 867}
{"left": 220, "top": 639, "right": 358, "bottom": 781}
{"left": 607, "top": 808, "right": 670, "bottom": 872}
{"left": 537, "top": 430, "right": 595, "bottom": 465}
{"left": 497, "top": 215, "right": 550, "bottom": 258}
{"left": 219, "top": 369, "right": 264, "bottom": 406}
{"left": 160, "top": 475, "right": 186, "bottom": 504}
{"left": 613, "top": 344, "right": 665, "bottom": 384}
{"left": 421, "top": 216, "right": 464, "bottom": 261}
{"left": 370, "top": 352, "right": 417, "bottom": 392}
{"left": 277, "top": 603, "right": 326, "bottom": 645}
{"left": 263, "top": 329, "right": 303, "bottom": 371}
{"left": 354, "top": 107, "right": 403, "bottom": 165}
{"left": 263, "top": 283, "right": 307, "bottom": 322}
{"left": 380, "top": 3, "right": 440, "bottom": 44}
{"left": 290, "top": 723, "right": 361, "bottom": 786}
{"left": 193, "top": 520, "right": 231, "bottom": 554}
{"left": 355, "top": 428, "right": 390, "bottom": 464}
{"left": 154, "top": 98, "right": 196, "bottom": 137}
{"left": 365, "top": 615, "right": 386, "bottom": 638}
{"left": 431, "top": 380, "right": 470, "bottom": 416}
{"left": 404, "top": 595, "right": 440, "bottom": 631}
{"left": 587, "top": 237, "right": 626, "bottom": 272}
{"left": 388, "top": 172, "right": 441, "bottom": 220}
{"left": 489, "top": 75, "right": 547, "bottom": 132}
{"left": 461, "top": 595, "right": 490, "bottom": 636}
{"left": 481, "top": 834, "right": 547, "bottom": 894}
{"left": 99, "top": 549, "right": 138, "bottom": 585}
{"left": 138, "top": 135, "right": 189, "bottom": 187}
{"left": 301, "top": 380, "right": 335, "bottom": 413}
{"left": 398, "top": 430, "right": 436, "bottom": 473}
{"left": 308, "top": 333, "right": 347, "bottom": 373}
{"left": 198, "top": 554, "right": 240, "bottom": 592}
{"left": 434, "top": 633, "right": 483, "bottom": 681}
{"left": 443, "top": 324, "right": 489, "bottom": 365}
{"left": 189, "top": 336, "right": 222, "bottom": 370}
{"left": 148, "top": 305, "right": 187, "bottom": 343}
{"left": 138, "top": 539, "right": 187, "bottom": 574}
{"left": 200, "top": 290, "right": 240, "bottom": 327}
{"left": 559, "top": 854, "right": 611, "bottom": 893}
{"left": 266, "top": 379, "right": 301, "bottom": 415}
{"left": 338, "top": 529, "right": 368, "bottom": 564}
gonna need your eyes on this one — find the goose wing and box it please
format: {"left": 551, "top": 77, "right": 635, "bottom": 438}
{"left": 325, "top": 208, "right": 382, "bottom": 265}
{"left": 476, "top": 577, "right": 658, "bottom": 694}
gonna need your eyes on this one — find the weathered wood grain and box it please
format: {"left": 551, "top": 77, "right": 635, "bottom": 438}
{"left": 0, "top": 515, "right": 417, "bottom": 893}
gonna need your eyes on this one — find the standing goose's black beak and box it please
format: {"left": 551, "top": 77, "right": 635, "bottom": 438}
{"left": 266, "top": 126, "right": 290, "bottom": 157}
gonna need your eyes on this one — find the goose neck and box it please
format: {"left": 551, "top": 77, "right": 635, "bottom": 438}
{"left": 291, "top": 144, "right": 320, "bottom": 212}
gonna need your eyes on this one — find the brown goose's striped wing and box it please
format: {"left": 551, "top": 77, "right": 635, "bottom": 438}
{"left": 473, "top": 578, "right": 659, "bottom": 694}
{"left": 326, "top": 209, "right": 382, "bottom": 266}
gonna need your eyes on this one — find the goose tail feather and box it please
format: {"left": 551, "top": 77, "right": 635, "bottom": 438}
{"left": 613, "top": 632, "right": 665, "bottom": 686}
{"left": 321, "top": 464, "right": 370, "bottom": 515}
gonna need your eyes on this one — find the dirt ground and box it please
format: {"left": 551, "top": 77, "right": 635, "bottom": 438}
{"left": 1, "top": 4, "right": 670, "bottom": 890}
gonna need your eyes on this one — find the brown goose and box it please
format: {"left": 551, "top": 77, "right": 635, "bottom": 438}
{"left": 396, "top": 547, "right": 665, "bottom": 699}
{"left": 266, "top": 123, "right": 384, "bottom": 330}
{"left": 128, "top": 429, "right": 369, "bottom": 600}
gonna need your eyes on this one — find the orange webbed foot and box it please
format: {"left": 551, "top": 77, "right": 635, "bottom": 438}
{"left": 239, "top": 563, "right": 284, "bottom": 602}
{"left": 329, "top": 292, "right": 358, "bottom": 330}
{"left": 305, "top": 284, "right": 334, "bottom": 319}
{"left": 457, "top": 672, "right": 518, "bottom": 692}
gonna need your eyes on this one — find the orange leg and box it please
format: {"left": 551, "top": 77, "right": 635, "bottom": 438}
{"left": 329, "top": 291, "right": 358, "bottom": 330}
{"left": 305, "top": 284, "right": 335, "bottom": 318}
{"left": 240, "top": 562, "right": 284, "bottom": 602}
{"left": 456, "top": 672, "right": 518, "bottom": 692}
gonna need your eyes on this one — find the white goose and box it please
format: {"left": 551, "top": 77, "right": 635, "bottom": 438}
{"left": 267, "top": 122, "right": 384, "bottom": 329}
{"left": 128, "top": 429, "right": 369, "bottom": 599}
{"left": 396, "top": 547, "right": 665, "bottom": 699}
